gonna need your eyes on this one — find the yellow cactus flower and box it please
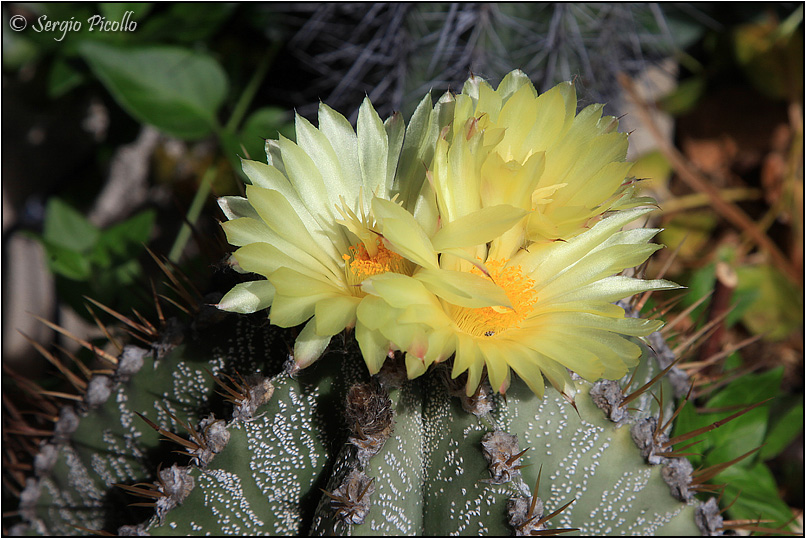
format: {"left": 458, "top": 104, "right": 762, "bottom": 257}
{"left": 217, "top": 95, "right": 441, "bottom": 372}
{"left": 438, "top": 70, "right": 652, "bottom": 248}
{"left": 362, "top": 207, "right": 679, "bottom": 398}
{"left": 354, "top": 70, "right": 677, "bottom": 397}
{"left": 217, "top": 69, "right": 675, "bottom": 399}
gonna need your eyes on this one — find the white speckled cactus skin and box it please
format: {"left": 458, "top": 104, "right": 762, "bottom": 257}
{"left": 14, "top": 301, "right": 720, "bottom": 536}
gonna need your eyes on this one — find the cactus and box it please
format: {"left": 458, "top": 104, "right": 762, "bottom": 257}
{"left": 8, "top": 293, "right": 733, "bottom": 536}
{"left": 6, "top": 70, "right": 750, "bottom": 536}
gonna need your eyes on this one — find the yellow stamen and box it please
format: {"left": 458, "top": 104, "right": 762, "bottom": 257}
{"left": 342, "top": 240, "right": 409, "bottom": 295}
{"left": 451, "top": 259, "right": 537, "bottom": 337}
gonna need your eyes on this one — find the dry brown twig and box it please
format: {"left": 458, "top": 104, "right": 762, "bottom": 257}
{"left": 618, "top": 72, "right": 800, "bottom": 285}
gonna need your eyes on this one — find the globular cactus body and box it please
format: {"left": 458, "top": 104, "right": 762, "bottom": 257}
{"left": 14, "top": 305, "right": 716, "bottom": 536}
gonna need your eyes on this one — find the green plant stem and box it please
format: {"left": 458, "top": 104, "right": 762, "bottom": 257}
{"left": 167, "top": 44, "right": 279, "bottom": 263}
{"left": 168, "top": 164, "right": 218, "bottom": 263}
{"left": 225, "top": 43, "right": 279, "bottom": 133}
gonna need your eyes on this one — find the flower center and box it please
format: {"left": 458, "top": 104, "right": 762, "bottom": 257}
{"left": 342, "top": 240, "right": 408, "bottom": 294}
{"left": 451, "top": 259, "right": 538, "bottom": 337}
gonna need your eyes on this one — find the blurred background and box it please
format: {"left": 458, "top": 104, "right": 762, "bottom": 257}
{"left": 2, "top": 2, "right": 803, "bottom": 534}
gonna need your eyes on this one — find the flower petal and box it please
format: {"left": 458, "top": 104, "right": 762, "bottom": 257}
{"left": 415, "top": 268, "right": 512, "bottom": 309}
{"left": 372, "top": 197, "right": 439, "bottom": 269}
{"left": 453, "top": 335, "right": 484, "bottom": 396}
{"left": 551, "top": 276, "right": 680, "bottom": 305}
{"left": 245, "top": 185, "right": 342, "bottom": 277}
{"left": 405, "top": 352, "right": 429, "bottom": 379}
{"left": 277, "top": 134, "right": 344, "bottom": 235}
{"left": 294, "top": 111, "right": 360, "bottom": 198}
{"left": 478, "top": 339, "right": 511, "bottom": 394}
{"left": 529, "top": 350, "right": 575, "bottom": 399}
{"left": 294, "top": 318, "right": 332, "bottom": 369}
{"left": 217, "top": 280, "right": 275, "bottom": 314}
{"left": 218, "top": 196, "right": 259, "bottom": 220}
{"left": 536, "top": 243, "right": 662, "bottom": 301}
{"left": 384, "top": 111, "right": 405, "bottom": 188}
{"left": 517, "top": 207, "right": 654, "bottom": 280}
{"left": 232, "top": 241, "right": 334, "bottom": 284}
{"left": 361, "top": 273, "right": 436, "bottom": 310}
{"left": 222, "top": 217, "right": 274, "bottom": 247}
{"left": 540, "top": 312, "right": 663, "bottom": 337}
{"left": 396, "top": 91, "right": 438, "bottom": 209}
{"left": 357, "top": 97, "right": 390, "bottom": 197}
{"left": 356, "top": 294, "right": 398, "bottom": 331}
{"left": 503, "top": 344, "right": 546, "bottom": 399}
{"left": 355, "top": 323, "right": 390, "bottom": 375}
{"left": 269, "top": 267, "right": 341, "bottom": 297}
{"left": 430, "top": 204, "right": 528, "bottom": 252}
{"left": 318, "top": 103, "right": 362, "bottom": 193}
{"left": 314, "top": 295, "right": 360, "bottom": 336}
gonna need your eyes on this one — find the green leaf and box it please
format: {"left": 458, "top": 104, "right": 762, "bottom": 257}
{"left": 89, "top": 209, "right": 154, "bottom": 269}
{"left": 43, "top": 198, "right": 99, "bottom": 252}
{"left": 761, "top": 399, "right": 803, "bottom": 460}
{"left": 657, "top": 212, "right": 718, "bottom": 262}
{"left": 733, "top": 11, "right": 805, "bottom": 100}
{"left": 677, "top": 261, "right": 716, "bottom": 321}
{"left": 700, "top": 367, "right": 782, "bottom": 466}
{"left": 48, "top": 57, "right": 85, "bottom": 98}
{"left": 659, "top": 77, "right": 706, "bottom": 116}
{"left": 670, "top": 399, "right": 710, "bottom": 467}
{"left": 99, "top": 209, "right": 155, "bottom": 257}
{"left": 734, "top": 263, "right": 803, "bottom": 340}
{"left": 99, "top": 2, "right": 152, "bottom": 21}
{"left": 137, "top": 3, "right": 236, "bottom": 43}
{"left": 41, "top": 239, "right": 92, "bottom": 280}
{"left": 240, "top": 107, "right": 292, "bottom": 162}
{"left": 78, "top": 41, "right": 228, "bottom": 139}
{"left": 717, "top": 463, "right": 796, "bottom": 528}
{"left": 2, "top": 26, "right": 40, "bottom": 70}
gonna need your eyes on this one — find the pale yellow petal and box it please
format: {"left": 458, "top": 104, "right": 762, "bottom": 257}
{"left": 361, "top": 273, "right": 436, "bottom": 309}
{"left": 294, "top": 318, "right": 332, "bottom": 369}
{"left": 372, "top": 197, "right": 438, "bottom": 269}
{"left": 217, "top": 280, "right": 274, "bottom": 314}
{"left": 540, "top": 312, "right": 663, "bottom": 337}
{"left": 355, "top": 322, "right": 390, "bottom": 375}
{"left": 503, "top": 344, "right": 546, "bottom": 399}
{"left": 424, "top": 329, "right": 456, "bottom": 364}
{"left": 317, "top": 102, "right": 362, "bottom": 192}
{"left": 516, "top": 328, "right": 605, "bottom": 381}
{"left": 294, "top": 112, "right": 359, "bottom": 197}
{"left": 430, "top": 205, "right": 528, "bottom": 252}
{"left": 314, "top": 295, "right": 360, "bottom": 336}
{"left": 277, "top": 134, "right": 345, "bottom": 237}
{"left": 231, "top": 241, "right": 334, "bottom": 285}
{"left": 268, "top": 267, "right": 341, "bottom": 297}
{"left": 218, "top": 195, "right": 259, "bottom": 220}
{"left": 384, "top": 111, "right": 405, "bottom": 187}
{"left": 496, "top": 69, "right": 535, "bottom": 101}
{"left": 518, "top": 207, "right": 653, "bottom": 278}
{"left": 245, "top": 185, "right": 342, "bottom": 277}
{"left": 535, "top": 243, "right": 662, "bottom": 301}
{"left": 551, "top": 276, "right": 680, "bottom": 305}
{"left": 356, "top": 294, "right": 398, "bottom": 331}
{"left": 357, "top": 97, "right": 390, "bottom": 197}
{"left": 405, "top": 352, "right": 429, "bottom": 379}
{"left": 270, "top": 293, "right": 327, "bottom": 328}
{"left": 415, "top": 268, "right": 512, "bottom": 309}
{"left": 478, "top": 339, "right": 511, "bottom": 394}
{"left": 529, "top": 350, "right": 575, "bottom": 398}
